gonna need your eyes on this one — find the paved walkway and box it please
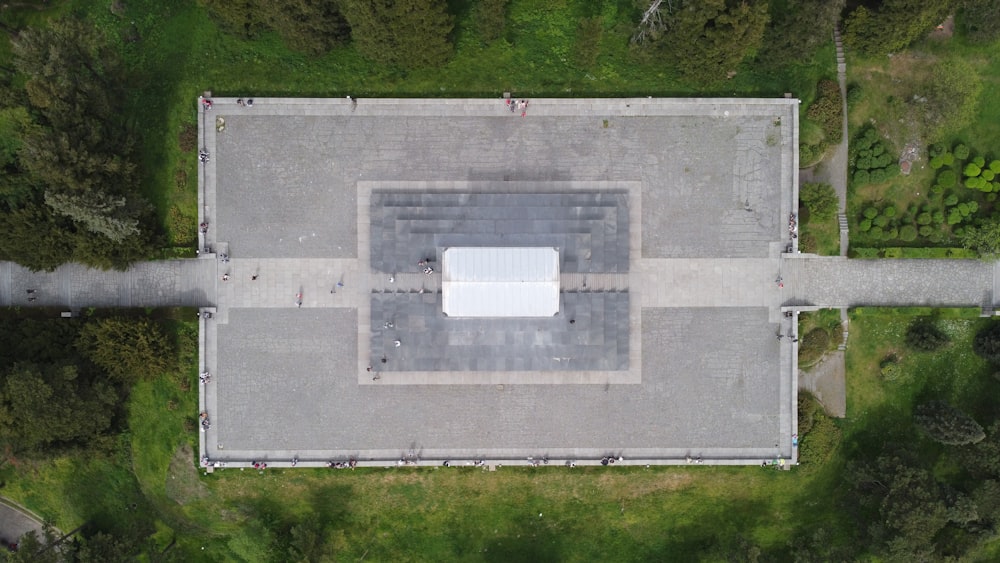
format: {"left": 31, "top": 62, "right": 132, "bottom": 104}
{"left": 3, "top": 254, "right": 996, "bottom": 311}
{"left": 0, "top": 496, "right": 47, "bottom": 548}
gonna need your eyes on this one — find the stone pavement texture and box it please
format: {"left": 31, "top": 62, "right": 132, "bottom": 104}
{"left": 195, "top": 97, "right": 801, "bottom": 468}
{"left": 9, "top": 97, "right": 998, "bottom": 470}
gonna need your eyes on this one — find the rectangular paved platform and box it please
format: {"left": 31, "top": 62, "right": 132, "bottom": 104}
{"left": 198, "top": 97, "right": 799, "bottom": 468}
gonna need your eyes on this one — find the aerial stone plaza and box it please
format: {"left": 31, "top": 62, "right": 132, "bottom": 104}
{"left": 197, "top": 96, "right": 801, "bottom": 468}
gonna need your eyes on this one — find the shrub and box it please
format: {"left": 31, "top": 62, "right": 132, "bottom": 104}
{"left": 933, "top": 210, "right": 945, "bottom": 224}
{"left": 974, "top": 155, "right": 986, "bottom": 168}
{"left": 869, "top": 225, "right": 884, "bottom": 239}
{"left": 846, "top": 84, "right": 864, "bottom": 107}
{"left": 974, "top": 322, "right": 1000, "bottom": 363}
{"left": 906, "top": 320, "right": 950, "bottom": 351}
{"left": 965, "top": 162, "right": 982, "bottom": 177}
{"left": 805, "top": 80, "right": 844, "bottom": 144}
{"left": 852, "top": 169, "right": 870, "bottom": 186}
{"left": 919, "top": 225, "right": 934, "bottom": 236}
{"left": 859, "top": 218, "right": 872, "bottom": 231}
{"left": 574, "top": 16, "right": 603, "bottom": 69}
{"left": 863, "top": 207, "right": 879, "bottom": 219}
{"left": 945, "top": 194, "right": 959, "bottom": 206}
{"left": 991, "top": 160, "right": 1000, "bottom": 173}
{"left": 930, "top": 156, "right": 944, "bottom": 169}
{"left": 474, "top": 0, "right": 510, "bottom": 41}
{"left": 938, "top": 170, "right": 958, "bottom": 188}
{"left": 883, "top": 206, "right": 896, "bottom": 218}
{"left": 799, "top": 414, "right": 841, "bottom": 465}
{"left": 959, "top": 203, "right": 971, "bottom": 217}
{"left": 954, "top": 143, "right": 970, "bottom": 160}
{"left": 884, "top": 227, "right": 898, "bottom": 240}
{"left": 983, "top": 169, "right": 996, "bottom": 181}
{"left": 948, "top": 209, "right": 963, "bottom": 225}
{"left": 917, "top": 212, "right": 932, "bottom": 225}
{"left": 899, "top": 225, "right": 918, "bottom": 241}
{"left": 928, "top": 143, "right": 945, "bottom": 159}
{"left": 178, "top": 123, "right": 197, "bottom": 152}
{"left": 799, "top": 328, "right": 831, "bottom": 364}
{"left": 942, "top": 153, "right": 955, "bottom": 166}
{"left": 880, "top": 354, "right": 902, "bottom": 381}
{"left": 915, "top": 401, "right": 986, "bottom": 446}
{"left": 799, "top": 182, "right": 838, "bottom": 220}
{"left": 873, "top": 215, "right": 889, "bottom": 227}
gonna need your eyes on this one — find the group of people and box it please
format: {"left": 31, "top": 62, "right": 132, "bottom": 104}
{"left": 236, "top": 98, "right": 254, "bottom": 108}
{"left": 506, "top": 98, "right": 530, "bottom": 117}
{"left": 198, "top": 148, "right": 209, "bottom": 163}
{"left": 199, "top": 412, "right": 211, "bottom": 431}
{"left": 199, "top": 371, "right": 212, "bottom": 383}
{"left": 788, "top": 212, "right": 798, "bottom": 239}
{"left": 326, "top": 459, "right": 358, "bottom": 469}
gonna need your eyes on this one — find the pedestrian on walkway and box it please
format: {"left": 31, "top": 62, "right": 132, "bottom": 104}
{"left": 28, "top": 297, "right": 36, "bottom": 302}
{"left": 251, "top": 274, "right": 258, "bottom": 281}
{"left": 222, "top": 273, "right": 230, "bottom": 282}
{"left": 26, "top": 289, "right": 36, "bottom": 294}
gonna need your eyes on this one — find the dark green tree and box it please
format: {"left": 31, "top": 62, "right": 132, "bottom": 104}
{"left": 979, "top": 323, "right": 1000, "bottom": 363}
{"left": 639, "top": 0, "right": 770, "bottom": 83}
{"left": 799, "top": 182, "right": 838, "bottom": 220}
{"left": 760, "top": 0, "right": 845, "bottom": 63}
{"left": 958, "top": 0, "right": 1000, "bottom": 43}
{"left": 340, "top": 0, "right": 454, "bottom": 69}
{"left": 960, "top": 219, "right": 1000, "bottom": 259}
{"left": 844, "top": 0, "right": 956, "bottom": 55}
{"left": 264, "top": 0, "right": 351, "bottom": 54}
{"left": 0, "top": 363, "right": 118, "bottom": 452}
{"left": 75, "top": 318, "right": 173, "bottom": 384}
{"left": 198, "top": 0, "right": 269, "bottom": 38}
{"left": 473, "top": 0, "right": 510, "bottom": 42}
{"left": 849, "top": 453, "right": 949, "bottom": 559}
{"left": 915, "top": 401, "right": 985, "bottom": 446}
{"left": 12, "top": 19, "right": 149, "bottom": 244}
{"left": 905, "top": 320, "right": 950, "bottom": 351}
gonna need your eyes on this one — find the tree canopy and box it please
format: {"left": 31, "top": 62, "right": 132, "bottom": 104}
{"left": 760, "top": 0, "right": 845, "bottom": 63}
{"left": 915, "top": 401, "right": 986, "bottom": 446}
{"left": 340, "top": 0, "right": 454, "bottom": 69}
{"left": 642, "top": 0, "right": 770, "bottom": 84}
{"left": 844, "top": 0, "right": 956, "bottom": 55}
{"left": 200, "top": 0, "right": 351, "bottom": 54}
{"left": 799, "top": 182, "right": 838, "bottom": 220}
{"left": 0, "top": 17, "right": 157, "bottom": 270}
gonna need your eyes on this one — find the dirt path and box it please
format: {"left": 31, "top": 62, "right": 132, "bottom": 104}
{"left": 799, "top": 350, "right": 847, "bottom": 418}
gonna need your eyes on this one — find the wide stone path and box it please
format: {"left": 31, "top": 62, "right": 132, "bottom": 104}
{"left": 2, "top": 255, "right": 997, "bottom": 311}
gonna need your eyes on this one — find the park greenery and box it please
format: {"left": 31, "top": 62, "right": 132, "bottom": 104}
{"left": 0, "top": 0, "right": 999, "bottom": 560}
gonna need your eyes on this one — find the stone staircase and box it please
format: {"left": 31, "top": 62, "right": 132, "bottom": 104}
{"left": 370, "top": 192, "right": 629, "bottom": 274}
{"left": 834, "top": 25, "right": 846, "bottom": 80}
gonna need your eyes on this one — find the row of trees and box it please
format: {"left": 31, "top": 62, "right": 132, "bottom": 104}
{"left": 0, "top": 315, "right": 172, "bottom": 453}
{"left": 0, "top": 19, "right": 158, "bottom": 271}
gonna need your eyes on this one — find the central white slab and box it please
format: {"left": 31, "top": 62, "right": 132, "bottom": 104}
{"left": 442, "top": 247, "right": 560, "bottom": 318}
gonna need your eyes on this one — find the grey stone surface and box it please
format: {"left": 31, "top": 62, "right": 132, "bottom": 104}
{"left": 371, "top": 191, "right": 629, "bottom": 273}
{"left": 370, "top": 291, "right": 629, "bottom": 372}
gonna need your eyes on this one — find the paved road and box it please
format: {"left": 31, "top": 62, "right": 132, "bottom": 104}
{"left": 0, "top": 497, "right": 46, "bottom": 547}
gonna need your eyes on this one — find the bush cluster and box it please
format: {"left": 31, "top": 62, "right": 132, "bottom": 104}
{"left": 805, "top": 80, "right": 843, "bottom": 144}
{"left": 850, "top": 128, "right": 900, "bottom": 188}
